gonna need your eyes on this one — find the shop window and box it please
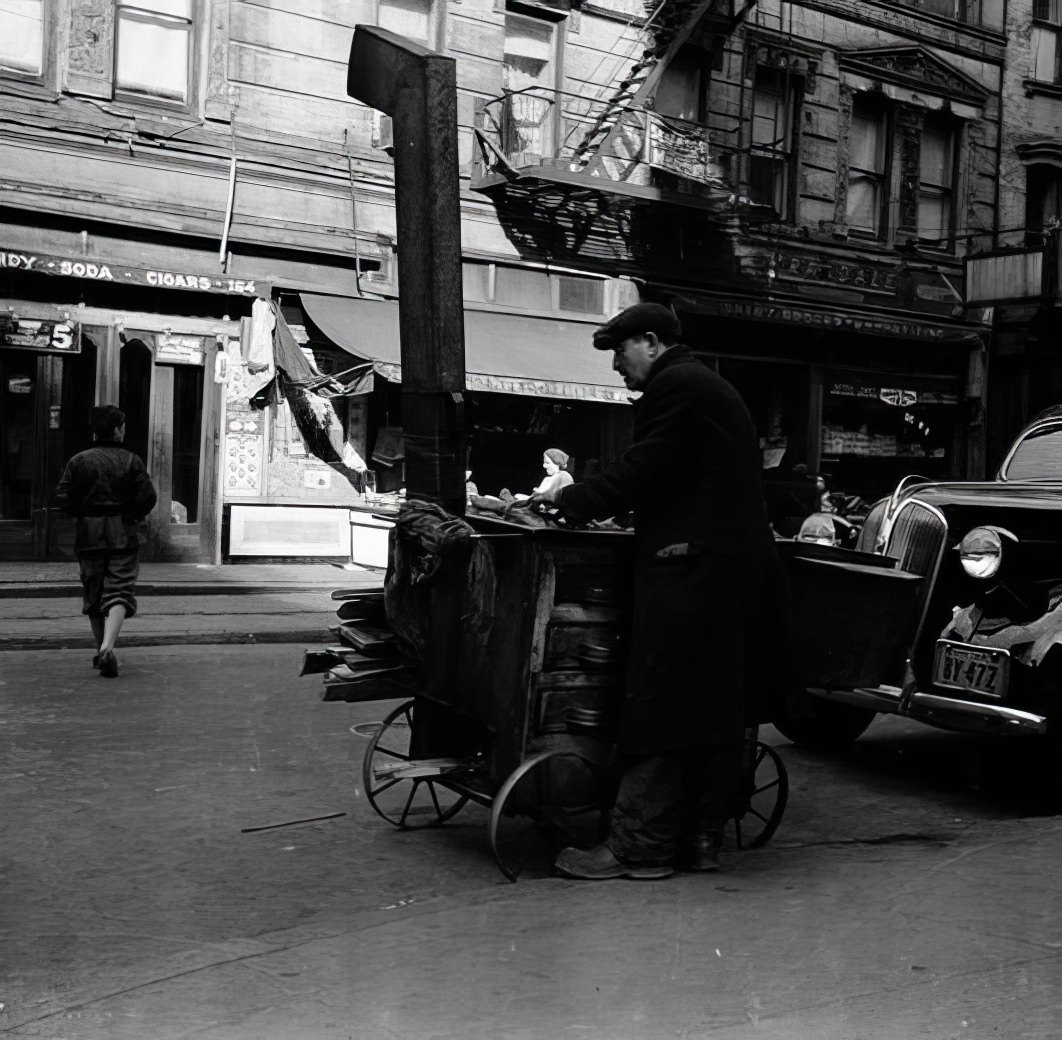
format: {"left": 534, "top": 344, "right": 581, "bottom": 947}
{"left": 1033, "top": 1, "right": 1062, "bottom": 84}
{"left": 557, "top": 275, "right": 605, "bottom": 315}
{"left": 171, "top": 365, "right": 203, "bottom": 524}
{"left": 1025, "top": 164, "right": 1062, "bottom": 238}
{"left": 846, "top": 98, "right": 889, "bottom": 237}
{"left": 116, "top": 0, "right": 194, "bottom": 104}
{"left": 918, "top": 114, "right": 957, "bottom": 244}
{"left": 379, "top": 0, "right": 434, "bottom": 46}
{"left": 820, "top": 373, "right": 958, "bottom": 502}
{"left": 502, "top": 8, "right": 558, "bottom": 163}
{"left": 749, "top": 67, "right": 800, "bottom": 221}
{"left": 0, "top": 0, "right": 43, "bottom": 76}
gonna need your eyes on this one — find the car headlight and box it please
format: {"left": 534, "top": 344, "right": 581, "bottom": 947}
{"left": 958, "top": 526, "right": 1016, "bottom": 579}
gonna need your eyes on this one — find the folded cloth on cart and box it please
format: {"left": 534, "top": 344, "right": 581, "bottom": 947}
{"left": 386, "top": 501, "right": 497, "bottom": 660}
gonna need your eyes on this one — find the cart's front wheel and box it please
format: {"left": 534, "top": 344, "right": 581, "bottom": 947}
{"left": 489, "top": 749, "right": 606, "bottom": 882}
{"left": 362, "top": 700, "right": 470, "bottom": 828}
{"left": 734, "top": 740, "right": 788, "bottom": 850}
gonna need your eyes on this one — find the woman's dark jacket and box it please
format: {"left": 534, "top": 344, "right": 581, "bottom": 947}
{"left": 557, "top": 346, "right": 775, "bottom": 753}
{"left": 55, "top": 442, "right": 158, "bottom": 556}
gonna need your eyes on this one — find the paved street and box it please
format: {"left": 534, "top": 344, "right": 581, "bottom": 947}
{"left": 2, "top": 643, "right": 1060, "bottom": 1039}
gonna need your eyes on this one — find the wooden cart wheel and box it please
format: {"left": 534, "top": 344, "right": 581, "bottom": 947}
{"left": 488, "top": 749, "right": 605, "bottom": 883}
{"left": 734, "top": 740, "right": 788, "bottom": 850}
{"left": 361, "top": 700, "right": 471, "bottom": 829}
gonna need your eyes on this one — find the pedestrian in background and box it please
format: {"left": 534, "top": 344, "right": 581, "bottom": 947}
{"left": 533, "top": 303, "right": 775, "bottom": 880}
{"left": 55, "top": 405, "right": 158, "bottom": 678}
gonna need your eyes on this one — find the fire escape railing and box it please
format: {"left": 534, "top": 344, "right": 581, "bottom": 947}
{"left": 473, "top": 86, "right": 739, "bottom": 194}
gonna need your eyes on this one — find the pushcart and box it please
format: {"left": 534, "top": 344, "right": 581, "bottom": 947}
{"left": 318, "top": 511, "right": 788, "bottom": 881}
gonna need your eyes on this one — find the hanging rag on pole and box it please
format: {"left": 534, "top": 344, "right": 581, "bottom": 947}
{"left": 248, "top": 302, "right": 370, "bottom": 491}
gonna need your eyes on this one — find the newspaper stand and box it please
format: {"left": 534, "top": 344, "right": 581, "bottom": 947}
{"left": 315, "top": 512, "right": 788, "bottom": 881}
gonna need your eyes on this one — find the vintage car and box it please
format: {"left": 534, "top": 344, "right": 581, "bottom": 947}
{"left": 774, "top": 406, "right": 1062, "bottom": 750}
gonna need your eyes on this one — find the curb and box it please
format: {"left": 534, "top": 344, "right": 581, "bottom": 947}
{"left": 0, "top": 583, "right": 355, "bottom": 600}
{"left": 0, "top": 630, "right": 332, "bottom": 652}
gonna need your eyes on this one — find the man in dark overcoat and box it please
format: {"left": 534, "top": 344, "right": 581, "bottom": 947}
{"left": 55, "top": 405, "right": 158, "bottom": 679}
{"left": 535, "top": 303, "right": 775, "bottom": 880}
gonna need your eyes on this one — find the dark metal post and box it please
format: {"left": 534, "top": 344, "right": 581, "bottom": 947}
{"left": 347, "top": 27, "right": 466, "bottom": 514}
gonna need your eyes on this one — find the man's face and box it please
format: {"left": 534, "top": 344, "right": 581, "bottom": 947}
{"left": 610, "top": 333, "right": 658, "bottom": 391}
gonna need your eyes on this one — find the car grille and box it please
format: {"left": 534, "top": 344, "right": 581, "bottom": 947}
{"left": 885, "top": 500, "right": 948, "bottom": 578}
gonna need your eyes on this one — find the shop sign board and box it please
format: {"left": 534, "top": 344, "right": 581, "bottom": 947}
{"left": 156, "top": 335, "right": 204, "bottom": 366}
{"left": 1, "top": 250, "right": 263, "bottom": 296}
{"left": 688, "top": 297, "right": 986, "bottom": 345}
{"left": 0, "top": 316, "right": 80, "bottom": 354}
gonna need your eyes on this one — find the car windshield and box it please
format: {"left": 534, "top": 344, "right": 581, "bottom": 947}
{"left": 1003, "top": 424, "right": 1062, "bottom": 481}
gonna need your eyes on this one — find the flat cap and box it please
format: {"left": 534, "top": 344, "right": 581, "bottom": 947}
{"left": 592, "top": 302, "right": 682, "bottom": 351}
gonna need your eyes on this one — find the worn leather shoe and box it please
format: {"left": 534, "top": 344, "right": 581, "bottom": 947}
{"left": 554, "top": 844, "right": 673, "bottom": 880}
{"left": 98, "top": 650, "right": 119, "bottom": 678}
{"left": 677, "top": 831, "right": 722, "bottom": 872}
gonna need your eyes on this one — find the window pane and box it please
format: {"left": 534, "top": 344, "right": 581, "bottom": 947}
{"left": 493, "top": 266, "right": 551, "bottom": 309}
{"left": 116, "top": 17, "right": 190, "bottom": 100}
{"left": 846, "top": 176, "right": 880, "bottom": 233}
{"left": 557, "top": 275, "right": 605, "bottom": 314}
{"left": 379, "top": 0, "right": 430, "bottom": 44}
{"left": 850, "top": 109, "right": 884, "bottom": 173}
{"left": 918, "top": 194, "right": 949, "bottom": 239}
{"left": 920, "top": 121, "right": 953, "bottom": 188}
{"left": 0, "top": 0, "right": 43, "bottom": 74}
{"left": 118, "top": 0, "right": 192, "bottom": 16}
{"left": 750, "top": 155, "right": 785, "bottom": 213}
{"left": 655, "top": 48, "right": 702, "bottom": 122}
{"left": 503, "top": 14, "right": 554, "bottom": 95}
{"left": 463, "top": 262, "right": 491, "bottom": 303}
{"left": 753, "top": 88, "right": 785, "bottom": 149}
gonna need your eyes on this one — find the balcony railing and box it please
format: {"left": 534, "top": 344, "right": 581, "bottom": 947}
{"left": 474, "top": 87, "right": 738, "bottom": 196}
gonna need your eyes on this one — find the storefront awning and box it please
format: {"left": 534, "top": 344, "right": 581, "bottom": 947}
{"left": 300, "top": 293, "right": 629, "bottom": 404}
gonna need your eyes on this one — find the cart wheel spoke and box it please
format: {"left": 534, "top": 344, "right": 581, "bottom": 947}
{"left": 398, "top": 782, "right": 419, "bottom": 828}
{"left": 371, "top": 777, "right": 403, "bottom": 798}
{"left": 374, "top": 746, "right": 409, "bottom": 762}
{"left": 427, "top": 782, "right": 444, "bottom": 820}
{"left": 753, "top": 778, "right": 780, "bottom": 796}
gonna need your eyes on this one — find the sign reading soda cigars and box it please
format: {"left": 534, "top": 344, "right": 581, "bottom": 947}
{"left": 1, "top": 250, "right": 262, "bottom": 296}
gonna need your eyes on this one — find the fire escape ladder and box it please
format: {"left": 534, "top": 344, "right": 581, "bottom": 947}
{"left": 574, "top": 0, "right": 758, "bottom": 180}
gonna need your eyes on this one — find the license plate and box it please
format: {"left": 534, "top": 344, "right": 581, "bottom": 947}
{"left": 933, "top": 640, "right": 1010, "bottom": 698}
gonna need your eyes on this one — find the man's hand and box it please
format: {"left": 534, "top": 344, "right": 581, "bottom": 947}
{"left": 528, "top": 491, "right": 555, "bottom": 511}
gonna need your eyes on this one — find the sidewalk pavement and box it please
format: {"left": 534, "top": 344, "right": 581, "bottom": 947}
{"left": 0, "top": 562, "right": 385, "bottom": 651}
{"left": 0, "top": 561, "right": 382, "bottom": 598}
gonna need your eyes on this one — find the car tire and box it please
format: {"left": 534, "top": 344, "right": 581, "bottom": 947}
{"left": 771, "top": 689, "right": 877, "bottom": 750}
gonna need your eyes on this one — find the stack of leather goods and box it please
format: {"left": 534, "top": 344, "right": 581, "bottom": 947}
{"left": 299, "top": 587, "right": 416, "bottom": 702}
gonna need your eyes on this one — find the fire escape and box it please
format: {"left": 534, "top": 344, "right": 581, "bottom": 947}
{"left": 472, "top": 0, "right": 759, "bottom": 274}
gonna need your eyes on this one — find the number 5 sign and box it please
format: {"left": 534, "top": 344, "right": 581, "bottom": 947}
{"left": 0, "top": 317, "right": 81, "bottom": 354}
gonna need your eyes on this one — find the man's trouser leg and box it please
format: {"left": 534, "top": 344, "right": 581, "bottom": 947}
{"left": 606, "top": 753, "right": 683, "bottom": 867}
{"left": 680, "top": 742, "right": 745, "bottom": 837}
